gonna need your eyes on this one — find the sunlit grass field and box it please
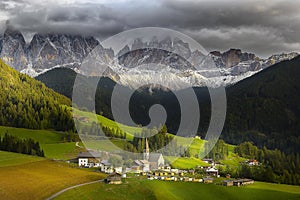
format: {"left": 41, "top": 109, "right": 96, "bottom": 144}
{"left": 0, "top": 150, "right": 45, "bottom": 167}
{"left": 165, "top": 156, "right": 210, "bottom": 169}
{"left": 0, "top": 151, "right": 105, "bottom": 200}
{"left": 0, "top": 126, "right": 62, "bottom": 144}
{"left": 0, "top": 126, "right": 81, "bottom": 160}
{"left": 54, "top": 178, "right": 300, "bottom": 200}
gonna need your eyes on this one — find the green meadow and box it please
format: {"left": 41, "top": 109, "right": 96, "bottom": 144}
{"left": 0, "top": 150, "right": 45, "bottom": 167}
{"left": 54, "top": 178, "right": 300, "bottom": 200}
{"left": 0, "top": 126, "right": 81, "bottom": 160}
{"left": 0, "top": 108, "right": 245, "bottom": 168}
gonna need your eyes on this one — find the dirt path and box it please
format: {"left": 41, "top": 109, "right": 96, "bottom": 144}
{"left": 45, "top": 179, "right": 103, "bottom": 200}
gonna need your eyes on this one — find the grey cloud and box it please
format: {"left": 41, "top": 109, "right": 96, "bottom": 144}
{"left": 0, "top": 0, "right": 299, "bottom": 57}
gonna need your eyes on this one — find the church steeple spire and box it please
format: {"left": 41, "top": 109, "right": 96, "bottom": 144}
{"left": 143, "top": 138, "right": 149, "bottom": 160}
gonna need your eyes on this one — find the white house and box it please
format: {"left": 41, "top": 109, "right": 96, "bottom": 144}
{"left": 246, "top": 160, "right": 259, "bottom": 166}
{"left": 78, "top": 158, "right": 89, "bottom": 167}
{"left": 206, "top": 167, "right": 219, "bottom": 176}
{"left": 114, "top": 166, "right": 123, "bottom": 174}
{"left": 101, "top": 160, "right": 114, "bottom": 173}
{"left": 77, "top": 151, "right": 102, "bottom": 167}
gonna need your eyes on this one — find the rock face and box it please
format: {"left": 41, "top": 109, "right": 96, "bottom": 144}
{"left": 211, "top": 49, "right": 258, "bottom": 68}
{"left": 0, "top": 27, "right": 28, "bottom": 71}
{"left": 27, "top": 34, "right": 99, "bottom": 73}
{"left": 0, "top": 26, "right": 99, "bottom": 75}
{"left": 0, "top": 27, "right": 298, "bottom": 89}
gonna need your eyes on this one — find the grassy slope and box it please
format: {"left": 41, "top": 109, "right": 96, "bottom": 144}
{"left": 0, "top": 126, "right": 62, "bottom": 144}
{"left": 73, "top": 108, "right": 246, "bottom": 168}
{"left": 54, "top": 179, "right": 300, "bottom": 200}
{"left": 0, "top": 126, "right": 81, "bottom": 160}
{"left": 165, "top": 156, "right": 210, "bottom": 169}
{"left": 0, "top": 107, "right": 244, "bottom": 165}
{"left": 0, "top": 150, "right": 45, "bottom": 167}
{"left": 0, "top": 151, "right": 105, "bottom": 200}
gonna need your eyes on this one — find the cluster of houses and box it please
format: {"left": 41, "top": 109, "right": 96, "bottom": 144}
{"left": 77, "top": 139, "right": 254, "bottom": 186}
{"left": 146, "top": 170, "right": 215, "bottom": 184}
{"left": 77, "top": 138, "right": 221, "bottom": 178}
{"left": 77, "top": 139, "right": 165, "bottom": 174}
{"left": 78, "top": 151, "right": 122, "bottom": 173}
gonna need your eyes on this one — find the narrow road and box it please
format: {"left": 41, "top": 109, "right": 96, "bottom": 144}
{"left": 45, "top": 179, "right": 103, "bottom": 200}
{"left": 75, "top": 141, "right": 84, "bottom": 148}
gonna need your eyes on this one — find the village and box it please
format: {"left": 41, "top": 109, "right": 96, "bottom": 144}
{"left": 76, "top": 139, "right": 255, "bottom": 187}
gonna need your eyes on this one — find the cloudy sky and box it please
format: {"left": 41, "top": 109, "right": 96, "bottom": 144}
{"left": 0, "top": 0, "right": 299, "bottom": 57}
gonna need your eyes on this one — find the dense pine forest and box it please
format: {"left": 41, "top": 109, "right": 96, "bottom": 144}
{"left": 0, "top": 60, "right": 74, "bottom": 131}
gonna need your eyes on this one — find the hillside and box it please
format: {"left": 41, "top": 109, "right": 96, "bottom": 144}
{"left": 223, "top": 55, "right": 300, "bottom": 153}
{"left": 0, "top": 59, "right": 74, "bottom": 131}
{"left": 0, "top": 151, "right": 105, "bottom": 200}
{"left": 36, "top": 57, "right": 300, "bottom": 153}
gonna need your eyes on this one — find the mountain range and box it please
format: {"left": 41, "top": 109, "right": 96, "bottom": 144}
{"left": 36, "top": 56, "right": 300, "bottom": 154}
{"left": 0, "top": 26, "right": 298, "bottom": 89}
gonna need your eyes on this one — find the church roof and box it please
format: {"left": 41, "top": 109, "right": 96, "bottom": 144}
{"left": 149, "top": 153, "right": 163, "bottom": 162}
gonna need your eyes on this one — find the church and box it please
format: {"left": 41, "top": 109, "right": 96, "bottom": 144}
{"left": 132, "top": 138, "right": 165, "bottom": 172}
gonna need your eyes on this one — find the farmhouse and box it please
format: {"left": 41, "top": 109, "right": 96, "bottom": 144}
{"left": 77, "top": 151, "right": 102, "bottom": 167}
{"left": 100, "top": 160, "right": 114, "bottom": 174}
{"left": 105, "top": 173, "right": 122, "bottom": 184}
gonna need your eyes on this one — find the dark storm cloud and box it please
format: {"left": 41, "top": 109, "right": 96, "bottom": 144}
{"left": 0, "top": 0, "right": 299, "bottom": 57}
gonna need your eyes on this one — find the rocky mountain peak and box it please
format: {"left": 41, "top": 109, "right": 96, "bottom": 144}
{"left": 1, "top": 26, "right": 28, "bottom": 70}
{"left": 3, "top": 26, "right": 26, "bottom": 44}
{"left": 0, "top": 28, "right": 299, "bottom": 89}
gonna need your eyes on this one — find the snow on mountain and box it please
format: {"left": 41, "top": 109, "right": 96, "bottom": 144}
{"left": 0, "top": 27, "right": 299, "bottom": 90}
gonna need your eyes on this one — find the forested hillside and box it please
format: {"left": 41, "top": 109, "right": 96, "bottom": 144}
{"left": 36, "top": 57, "right": 300, "bottom": 154}
{"left": 0, "top": 59, "right": 74, "bottom": 131}
{"left": 223, "top": 56, "right": 300, "bottom": 153}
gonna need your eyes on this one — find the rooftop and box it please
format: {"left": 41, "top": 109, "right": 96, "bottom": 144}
{"left": 77, "top": 151, "right": 102, "bottom": 158}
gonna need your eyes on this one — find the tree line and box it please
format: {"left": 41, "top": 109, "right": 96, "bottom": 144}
{"left": 79, "top": 122, "right": 127, "bottom": 139}
{"left": 0, "top": 132, "right": 44, "bottom": 157}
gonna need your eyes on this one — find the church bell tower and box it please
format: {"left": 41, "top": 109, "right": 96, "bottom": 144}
{"left": 143, "top": 138, "right": 150, "bottom": 160}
